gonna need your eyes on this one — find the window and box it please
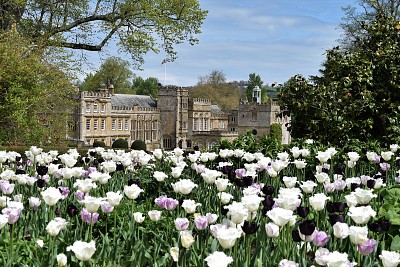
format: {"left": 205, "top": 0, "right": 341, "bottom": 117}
{"left": 193, "top": 119, "right": 198, "bottom": 131}
{"left": 86, "top": 119, "right": 91, "bottom": 130}
{"left": 252, "top": 112, "right": 257, "bottom": 121}
{"left": 152, "top": 121, "right": 157, "bottom": 130}
{"left": 231, "top": 127, "right": 235, "bottom": 132}
{"left": 125, "top": 119, "right": 129, "bottom": 131}
{"left": 93, "top": 119, "right": 98, "bottom": 130}
{"left": 93, "top": 103, "right": 98, "bottom": 112}
{"left": 101, "top": 104, "right": 105, "bottom": 112}
{"left": 163, "top": 138, "right": 172, "bottom": 149}
{"left": 231, "top": 116, "right": 236, "bottom": 122}
{"left": 86, "top": 103, "right": 91, "bottom": 112}
{"left": 101, "top": 119, "right": 105, "bottom": 130}
{"left": 199, "top": 114, "right": 203, "bottom": 131}
{"left": 204, "top": 120, "right": 208, "bottom": 131}
{"left": 112, "top": 119, "right": 116, "bottom": 130}
{"left": 145, "top": 121, "right": 150, "bottom": 130}
{"left": 118, "top": 119, "right": 123, "bottom": 130}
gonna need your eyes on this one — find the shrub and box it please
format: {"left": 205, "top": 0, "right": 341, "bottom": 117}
{"left": 269, "top": 123, "right": 282, "bottom": 144}
{"left": 112, "top": 139, "right": 128, "bottom": 149}
{"left": 131, "top": 140, "right": 146, "bottom": 151}
{"left": 93, "top": 140, "right": 106, "bottom": 148}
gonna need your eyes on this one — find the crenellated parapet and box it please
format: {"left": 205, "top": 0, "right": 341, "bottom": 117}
{"left": 111, "top": 106, "right": 133, "bottom": 111}
{"left": 81, "top": 91, "right": 111, "bottom": 98}
{"left": 138, "top": 106, "right": 159, "bottom": 112}
{"left": 191, "top": 98, "right": 211, "bottom": 105}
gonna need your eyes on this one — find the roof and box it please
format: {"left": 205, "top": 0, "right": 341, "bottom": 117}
{"left": 211, "top": 104, "right": 224, "bottom": 115}
{"left": 111, "top": 94, "right": 156, "bottom": 108}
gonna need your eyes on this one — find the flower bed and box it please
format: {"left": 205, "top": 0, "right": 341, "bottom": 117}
{"left": 0, "top": 143, "right": 399, "bottom": 266}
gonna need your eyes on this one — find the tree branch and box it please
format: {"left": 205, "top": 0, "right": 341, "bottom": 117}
{"left": 49, "top": 13, "right": 121, "bottom": 36}
{"left": 52, "top": 23, "right": 120, "bottom": 51}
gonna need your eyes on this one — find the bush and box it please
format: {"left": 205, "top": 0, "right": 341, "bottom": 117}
{"left": 269, "top": 123, "right": 282, "bottom": 144}
{"left": 131, "top": 140, "right": 146, "bottom": 151}
{"left": 112, "top": 138, "right": 128, "bottom": 149}
{"left": 93, "top": 140, "right": 106, "bottom": 148}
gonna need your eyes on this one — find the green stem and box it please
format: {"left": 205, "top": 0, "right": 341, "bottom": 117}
{"left": 9, "top": 224, "right": 14, "bottom": 266}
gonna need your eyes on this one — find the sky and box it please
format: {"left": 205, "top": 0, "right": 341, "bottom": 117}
{"left": 79, "top": 0, "right": 360, "bottom": 87}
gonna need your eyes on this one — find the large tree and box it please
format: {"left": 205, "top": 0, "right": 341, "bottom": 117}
{"left": 80, "top": 56, "right": 133, "bottom": 93}
{"left": 245, "top": 73, "right": 269, "bottom": 103}
{"left": 0, "top": 31, "right": 76, "bottom": 145}
{"left": 197, "top": 70, "right": 227, "bottom": 85}
{"left": 133, "top": 76, "right": 159, "bottom": 98}
{"left": 278, "top": 13, "right": 400, "bottom": 144}
{"left": 0, "top": 0, "right": 208, "bottom": 67}
{"left": 340, "top": 0, "right": 400, "bottom": 50}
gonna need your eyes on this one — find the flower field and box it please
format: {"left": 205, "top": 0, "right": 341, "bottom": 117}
{"left": 0, "top": 140, "right": 400, "bottom": 267}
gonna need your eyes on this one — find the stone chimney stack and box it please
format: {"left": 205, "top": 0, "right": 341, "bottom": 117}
{"left": 108, "top": 83, "right": 115, "bottom": 95}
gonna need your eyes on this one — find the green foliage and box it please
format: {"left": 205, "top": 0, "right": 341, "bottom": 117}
{"left": 213, "top": 130, "right": 284, "bottom": 155}
{"left": 189, "top": 83, "right": 240, "bottom": 110}
{"left": 246, "top": 73, "right": 262, "bottom": 102}
{"left": 0, "top": 32, "right": 76, "bottom": 146}
{"left": 93, "top": 140, "right": 106, "bottom": 148}
{"left": 133, "top": 76, "right": 159, "bottom": 98}
{"left": 112, "top": 138, "right": 129, "bottom": 149}
{"left": 131, "top": 139, "right": 147, "bottom": 151}
{"left": 269, "top": 123, "right": 282, "bottom": 144}
{"left": 1, "top": 0, "right": 207, "bottom": 68}
{"left": 80, "top": 57, "right": 133, "bottom": 93}
{"left": 278, "top": 14, "right": 400, "bottom": 144}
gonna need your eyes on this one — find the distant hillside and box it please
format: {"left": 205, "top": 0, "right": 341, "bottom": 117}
{"left": 188, "top": 83, "right": 241, "bottom": 110}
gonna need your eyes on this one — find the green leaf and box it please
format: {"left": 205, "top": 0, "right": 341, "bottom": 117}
{"left": 390, "top": 235, "right": 400, "bottom": 251}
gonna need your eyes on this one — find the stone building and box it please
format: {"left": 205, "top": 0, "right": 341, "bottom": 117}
{"left": 73, "top": 85, "right": 290, "bottom": 150}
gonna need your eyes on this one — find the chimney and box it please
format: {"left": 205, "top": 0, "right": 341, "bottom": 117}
{"left": 108, "top": 83, "right": 115, "bottom": 95}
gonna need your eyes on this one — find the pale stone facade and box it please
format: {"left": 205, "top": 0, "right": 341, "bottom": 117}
{"left": 74, "top": 85, "right": 290, "bottom": 150}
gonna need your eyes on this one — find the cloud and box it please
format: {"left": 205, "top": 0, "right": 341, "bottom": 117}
{"left": 76, "top": 0, "right": 358, "bottom": 87}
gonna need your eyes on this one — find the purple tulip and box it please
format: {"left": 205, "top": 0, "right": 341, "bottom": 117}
{"left": 58, "top": 186, "right": 70, "bottom": 198}
{"left": 194, "top": 216, "right": 209, "bottom": 230}
{"left": 75, "top": 190, "right": 85, "bottom": 201}
{"left": 2, "top": 208, "right": 21, "bottom": 224}
{"left": 313, "top": 230, "right": 330, "bottom": 247}
{"left": 174, "top": 218, "right": 190, "bottom": 231}
{"left": 154, "top": 195, "right": 168, "bottom": 209}
{"left": 380, "top": 163, "right": 391, "bottom": 171}
{"left": 165, "top": 198, "right": 179, "bottom": 210}
{"left": 80, "top": 208, "right": 99, "bottom": 225}
{"left": 0, "top": 180, "right": 15, "bottom": 195}
{"left": 358, "top": 238, "right": 377, "bottom": 255}
{"left": 101, "top": 202, "right": 114, "bottom": 213}
{"left": 235, "top": 168, "right": 246, "bottom": 178}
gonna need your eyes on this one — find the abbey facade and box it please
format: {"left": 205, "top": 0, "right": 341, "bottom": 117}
{"left": 70, "top": 85, "right": 290, "bottom": 150}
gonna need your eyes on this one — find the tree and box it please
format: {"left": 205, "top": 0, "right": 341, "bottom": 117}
{"left": 80, "top": 56, "right": 133, "bottom": 93}
{"left": 339, "top": 0, "right": 400, "bottom": 50}
{"left": 0, "top": 31, "right": 76, "bottom": 145}
{"left": 190, "top": 83, "right": 240, "bottom": 110}
{"left": 0, "top": 0, "right": 208, "bottom": 68}
{"left": 245, "top": 73, "right": 269, "bottom": 103}
{"left": 197, "top": 70, "right": 226, "bottom": 85}
{"left": 133, "top": 77, "right": 159, "bottom": 98}
{"left": 278, "top": 13, "right": 400, "bottom": 144}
